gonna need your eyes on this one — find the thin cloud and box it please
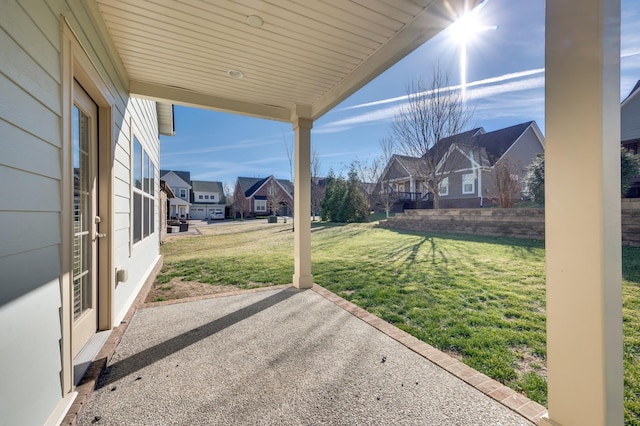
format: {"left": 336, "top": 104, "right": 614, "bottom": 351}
{"left": 339, "top": 68, "right": 545, "bottom": 111}
{"left": 316, "top": 73, "right": 545, "bottom": 134}
{"left": 162, "top": 135, "right": 281, "bottom": 157}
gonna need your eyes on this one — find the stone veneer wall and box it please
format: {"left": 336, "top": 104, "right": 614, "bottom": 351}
{"left": 379, "top": 199, "right": 640, "bottom": 247}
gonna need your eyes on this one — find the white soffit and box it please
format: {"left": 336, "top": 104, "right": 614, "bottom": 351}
{"left": 95, "top": 0, "right": 478, "bottom": 122}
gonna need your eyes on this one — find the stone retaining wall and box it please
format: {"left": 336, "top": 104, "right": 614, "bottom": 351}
{"left": 378, "top": 199, "right": 640, "bottom": 246}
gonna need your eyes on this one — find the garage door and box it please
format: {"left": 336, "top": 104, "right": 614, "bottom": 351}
{"left": 190, "top": 207, "right": 206, "bottom": 219}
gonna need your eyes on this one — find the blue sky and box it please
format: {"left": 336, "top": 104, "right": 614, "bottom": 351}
{"left": 160, "top": 0, "right": 640, "bottom": 187}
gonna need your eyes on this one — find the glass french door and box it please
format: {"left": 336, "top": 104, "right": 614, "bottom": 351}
{"left": 72, "top": 80, "right": 99, "bottom": 357}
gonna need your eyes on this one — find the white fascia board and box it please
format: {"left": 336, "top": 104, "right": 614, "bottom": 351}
{"left": 130, "top": 81, "right": 291, "bottom": 122}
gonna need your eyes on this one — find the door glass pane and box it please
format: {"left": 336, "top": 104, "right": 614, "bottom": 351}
{"left": 73, "top": 105, "right": 92, "bottom": 320}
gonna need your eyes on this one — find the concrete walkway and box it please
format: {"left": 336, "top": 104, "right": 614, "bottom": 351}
{"left": 78, "top": 287, "right": 541, "bottom": 425}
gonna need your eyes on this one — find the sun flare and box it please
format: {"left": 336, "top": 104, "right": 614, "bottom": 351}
{"left": 449, "top": 1, "right": 498, "bottom": 100}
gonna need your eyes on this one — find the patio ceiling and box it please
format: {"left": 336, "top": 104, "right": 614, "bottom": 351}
{"left": 93, "top": 0, "right": 479, "bottom": 122}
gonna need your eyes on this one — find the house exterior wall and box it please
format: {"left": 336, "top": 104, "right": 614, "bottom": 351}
{"left": 0, "top": 2, "right": 161, "bottom": 424}
{"left": 484, "top": 126, "right": 545, "bottom": 201}
{"left": 252, "top": 179, "right": 293, "bottom": 215}
{"left": 622, "top": 91, "right": 640, "bottom": 142}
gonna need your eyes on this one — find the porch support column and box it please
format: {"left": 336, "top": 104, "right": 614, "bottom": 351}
{"left": 292, "top": 110, "right": 314, "bottom": 289}
{"left": 542, "top": 0, "right": 623, "bottom": 425}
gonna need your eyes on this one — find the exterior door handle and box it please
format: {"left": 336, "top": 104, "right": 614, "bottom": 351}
{"left": 95, "top": 232, "right": 107, "bottom": 238}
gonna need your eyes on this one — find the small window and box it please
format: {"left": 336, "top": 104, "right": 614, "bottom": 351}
{"left": 179, "top": 188, "right": 187, "bottom": 199}
{"left": 462, "top": 173, "right": 475, "bottom": 194}
{"left": 267, "top": 186, "right": 274, "bottom": 196}
{"left": 198, "top": 195, "right": 203, "bottom": 200}
{"left": 204, "top": 195, "right": 209, "bottom": 199}
{"left": 439, "top": 178, "right": 449, "bottom": 196}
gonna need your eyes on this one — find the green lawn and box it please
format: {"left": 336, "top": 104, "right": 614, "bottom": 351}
{"left": 157, "top": 220, "right": 640, "bottom": 424}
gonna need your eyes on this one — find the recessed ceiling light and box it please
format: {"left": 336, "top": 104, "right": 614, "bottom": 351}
{"left": 227, "top": 69, "right": 245, "bottom": 79}
{"left": 246, "top": 15, "right": 264, "bottom": 28}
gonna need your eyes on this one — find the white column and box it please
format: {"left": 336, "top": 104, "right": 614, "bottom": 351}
{"left": 292, "top": 115, "right": 314, "bottom": 289}
{"left": 542, "top": 1, "right": 623, "bottom": 425}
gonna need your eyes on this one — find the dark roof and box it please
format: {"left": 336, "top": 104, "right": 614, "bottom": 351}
{"left": 394, "top": 155, "right": 428, "bottom": 176}
{"left": 468, "top": 121, "right": 534, "bottom": 164}
{"left": 237, "top": 177, "right": 265, "bottom": 196}
{"left": 160, "top": 180, "right": 175, "bottom": 198}
{"left": 623, "top": 80, "right": 640, "bottom": 103}
{"left": 160, "top": 170, "right": 191, "bottom": 186}
{"left": 426, "top": 127, "right": 484, "bottom": 157}
{"left": 237, "top": 176, "right": 294, "bottom": 198}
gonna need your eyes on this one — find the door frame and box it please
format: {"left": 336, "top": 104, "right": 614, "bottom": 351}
{"left": 61, "top": 20, "right": 115, "bottom": 395}
{"left": 70, "top": 80, "right": 99, "bottom": 358}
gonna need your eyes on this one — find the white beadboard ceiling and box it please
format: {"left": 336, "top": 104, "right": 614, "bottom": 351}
{"left": 94, "top": 0, "right": 479, "bottom": 122}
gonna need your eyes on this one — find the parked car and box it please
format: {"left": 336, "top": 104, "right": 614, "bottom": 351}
{"left": 211, "top": 209, "right": 224, "bottom": 220}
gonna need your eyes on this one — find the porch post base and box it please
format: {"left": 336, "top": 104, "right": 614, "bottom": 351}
{"left": 539, "top": 417, "right": 562, "bottom": 426}
{"left": 292, "top": 274, "right": 314, "bottom": 289}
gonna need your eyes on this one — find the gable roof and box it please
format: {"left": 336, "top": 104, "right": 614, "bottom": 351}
{"left": 160, "top": 170, "right": 191, "bottom": 187}
{"left": 237, "top": 177, "right": 265, "bottom": 197}
{"left": 469, "top": 121, "right": 535, "bottom": 164}
{"left": 191, "top": 180, "right": 226, "bottom": 204}
{"left": 427, "top": 127, "right": 485, "bottom": 156}
{"left": 237, "top": 176, "right": 294, "bottom": 198}
{"left": 622, "top": 80, "right": 640, "bottom": 105}
{"left": 394, "top": 154, "right": 428, "bottom": 176}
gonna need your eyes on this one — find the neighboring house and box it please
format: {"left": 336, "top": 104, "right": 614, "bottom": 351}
{"left": 234, "top": 176, "right": 294, "bottom": 217}
{"left": 190, "top": 180, "right": 227, "bottom": 219}
{"left": 160, "top": 170, "right": 192, "bottom": 219}
{"left": 377, "top": 122, "right": 545, "bottom": 209}
{"left": 621, "top": 80, "right": 640, "bottom": 197}
{"left": 160, "top": 180, "right": 176, "bottom": 242}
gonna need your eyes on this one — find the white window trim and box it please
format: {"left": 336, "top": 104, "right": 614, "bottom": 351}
{"left": 179, "top": 188, "right": 187, "bottom": 199}
{"left": 439, "top": 177, "right": 449, "bottom": 196}
{"left": 132, "top": 135, "right": 156, "bottom": 246}
{"left": 255, "top": 199, "right": 267, "bottom": 212}
{"left": 462, "top": 173, "right": 475, "bottom": 194}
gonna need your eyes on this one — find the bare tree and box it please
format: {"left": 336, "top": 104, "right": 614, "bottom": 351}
{"left": 489, "top": 159, "right": 521, "bottom": 208}
{"left": 373, "top": 136, "right": 400, "bottom": 218}
{"left": 310, "top": 148, "right": 324, "bottom": 221}
{"left": 232, "top": 184, "right": 251, "bottom": 220}
{"left": 223, "top": 182, "right": 234, "bottom": 208}
{"left": 391, "top": 68, "right": 473, "bottom": 209}
{"left": 266, "top": 179, "right": 288, "bottom": 216}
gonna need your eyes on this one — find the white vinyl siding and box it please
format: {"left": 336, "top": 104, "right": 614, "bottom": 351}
{"left": 0, "top": 3, "right": 161, "bottom": 425}
{"left": 462, "top": 173, "right": 475, "bottom": 194}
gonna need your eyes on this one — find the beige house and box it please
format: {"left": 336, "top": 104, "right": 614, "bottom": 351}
{"left": 0, "top": 1, "right": 624, "bottom": 425}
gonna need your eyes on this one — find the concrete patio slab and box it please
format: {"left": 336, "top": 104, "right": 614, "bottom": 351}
{"left": 78, "top": 287, "right": 534, "bottom": 425}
